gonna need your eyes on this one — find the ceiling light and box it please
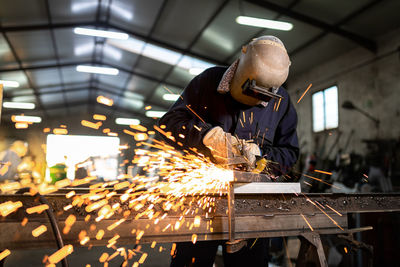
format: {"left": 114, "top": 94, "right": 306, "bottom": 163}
{"left": 0, "top": 80, "right": 20, "bottom": 88}
{"left": 76, "top": 65, "right": 119, "bottom": 75}
{"left": 115, "top": 118, "right": 140, "bottom": 125}
{"left": 15, "top": 122, "right": 29, "bottom": 129}
{"left": 189, "top": 68, "right": 204, "bottom": 76}
{"left": 74, "top": 27, "right": 129, "bottom": 40}
{"left": 3, "top": 102, "right": 35, "bottom": 109}
{"left": 12, "top": 115, "right": 42, "bottom": 123}
{"left": 236, "top": 16, "right": 293, "bottom": 31}
{"left": 145, "top": 111, "right": 166, "bottom": 118}
{"left": 162, "top": 94, "right": 180, "bottom": 101}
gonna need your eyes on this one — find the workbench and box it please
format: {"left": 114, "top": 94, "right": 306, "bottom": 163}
{"left": 1, "top": 192, "right": 399, "bottom": 266}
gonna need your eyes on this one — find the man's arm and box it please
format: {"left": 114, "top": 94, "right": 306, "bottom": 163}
{"left": 261, "top": 100, "right": 299, "bottom": 175}
{"left": 158, "top": 70, "right": 213, "bottom": 153}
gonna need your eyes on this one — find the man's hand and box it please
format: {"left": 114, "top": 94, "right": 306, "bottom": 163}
{"left": 202, "top": 126, "right": 241, "bottom": 164}
{"left": 242, "top": 142, "right": 261, "bottom": 168}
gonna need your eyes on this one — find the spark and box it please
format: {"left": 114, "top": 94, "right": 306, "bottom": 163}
{"left": 93, "top": 114, "right": 107, "bottom": 121}
{"left": 130, "top": 124, "right": 147, "bottom": 132}
{"left": 99, "top": 252, "right": 108, "bottom": 263}
{"left": 191, "top": 234, "right": 198, "bottom": 244}
{"left": 297, "top": 83, "right": 312, "bottom": 103}
{"left": 275, "top": 98, "right": 282, "bottom": 111}
{"left": 96, "top": 230, "right": 105, "bottom": 240}
{"left": 43, "top": 128, "right": 50, "bottom": 133}
{"left": 21, "top": 217, "right": 28, "bottom": 226}
{"left": 185, "top": 105, "right": 206, "bottom": 124}
{"left": 300, "top": 214, "right": 314, "bottom": 231}
{"left": 302, "top": 174, "right": 340, "bottom": 189}
{"left": 0, "top": 201, "right": 23, "bottom": 216}
{"left": 26, "top": 204, "right": 49, "bottom": 214}
{"left": 32, "top": 225, "right": 47, "bottom": 237}
{"left": 325, "top": 204, "right": 342, "bottom": 216}
{"left": 97, "top": 95, "right": 113, "bottom": 106}
{"left": 0, "top": 249, "right": 11, "bottom": 261}
{"left": 48, "top": 245, "right": 74, "bottom": 264}
{"left": 314, "top": 169, "right": 332, "bottom": 175}
{"left": 145, "top": 106, "right": 152, "bottom": 110}
{"left": 53, "top": 128, "right": 68, "bottom": 135}
{"left": 138, "top": 253, "right": 148, "bottom": 264}
{"left": 171, "top": 243, "right": 176, "bottom": 256}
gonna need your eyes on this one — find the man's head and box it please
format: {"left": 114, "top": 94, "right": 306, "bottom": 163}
{"left": 10, "top": 140, "right": 28, "bottom": 157}
{"left": 230, "top": 36, "right": 291, "bottom": 106}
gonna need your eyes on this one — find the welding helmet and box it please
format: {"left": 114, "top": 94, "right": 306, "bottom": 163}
{"left": 230, "top": 36, "right": 291, "bottom": 106}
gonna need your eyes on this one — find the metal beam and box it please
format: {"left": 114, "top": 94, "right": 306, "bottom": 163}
{"left": 0, "top": 32, "right": 47, "bottom": 117}
{"left": 223, "top": 0, "right": 301, "bottom": 63}
{"left": 0, "top": 21, "right": 225, "bottom": 66}
{"left": 290, "top": 0, "right": 382, "bottom": 57}
{"left": 0, "top": 60, "right": 185, "bottom": 90}
{"left": 143, "top": 0, "right": 231, "bottom": 104}
{"left": 245, "top": 0, "right": 377, "bottom": 52}
{"left": 0, "top": 193, "right": 398, "bottom": 249}
{"left": 44, "top": 0, "right": 70, "bottom": 113}
{"left": 111, "top": 0, "right": 169, "bottom": 116}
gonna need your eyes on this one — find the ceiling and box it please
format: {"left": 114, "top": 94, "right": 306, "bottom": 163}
{"left": 0, "top": 0, "right": 399, "bottom": 126}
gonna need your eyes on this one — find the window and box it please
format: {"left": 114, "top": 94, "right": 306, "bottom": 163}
{"left": 312, "top": 85, "right": 338, "bottom": 132}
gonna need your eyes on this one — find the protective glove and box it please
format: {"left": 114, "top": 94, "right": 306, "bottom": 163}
{"left": 242, "top": 142, "right": 261, "bottom": 168}
{"left": 202, "top": 126, "right": 240, "bottom": 164}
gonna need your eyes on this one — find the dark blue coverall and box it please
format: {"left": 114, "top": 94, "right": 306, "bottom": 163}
{"left": 159, "top": 66, "right": 299, "bottom": 266}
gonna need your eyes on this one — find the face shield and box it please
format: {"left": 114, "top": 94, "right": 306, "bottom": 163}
{"left": 230, "top": 36, "right": 291, "bottom": 106}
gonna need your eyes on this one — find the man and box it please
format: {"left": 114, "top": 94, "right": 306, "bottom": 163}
{"left": 0, "top": 140, "right": 28, "bottom": 181}
{"left": 159, "top": 36, "right": 299, "bottom": 267}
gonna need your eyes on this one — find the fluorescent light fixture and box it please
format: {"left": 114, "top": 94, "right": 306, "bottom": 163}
{"left": 74, "top": 27, "right": 129, "bottom": 40}
{"left": 3, "top": 102, "right": 35, "bottom": 109}
{"left": 189, "top": 68, "right": 204, "bottom": 75}
{"left": 12, "top": 115, "right": 42, "bottom": 123}
{"left": 162, "top": 94, "right": 180, "bottom": 101}
{"left": 107, "top": 38, "right": 215, "bottom": 73}
{"left": 0, "top": 80, "right": 19, "bottom": 88}
{"left": 236, "top": 16, "right": 293, "bottom": 31}
{"left": 115, "top": 118, "right": 140, "bottom": 125}
{"left": 76, "top": 65, "right": 119, "bottom": 75}
{"left": 145, "top": 111, "right": 167, "bottom": 118}
{"left": 142, "top": 43, "right": 181, "bottom": 65}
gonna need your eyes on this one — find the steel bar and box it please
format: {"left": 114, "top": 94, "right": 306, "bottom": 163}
{"left": 0, "top": 193, "right": 399, "bottom": 249}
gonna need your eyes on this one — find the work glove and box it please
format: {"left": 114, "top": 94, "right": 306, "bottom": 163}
{"left": 242, "top": 142, "right": 262, "bottom": 168}
{"left": 202, "top": 126, "right": 241, "bottom": 164}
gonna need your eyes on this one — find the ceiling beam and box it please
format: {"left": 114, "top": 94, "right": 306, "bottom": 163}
{"left": 290, "top": 0, "right": 382, "bottom": 57}
{"left": 223, "top": 0, "right": 301, "bottom": 63}
{"left": 0, "top": 21, "right": 225, "bottom": 65}
{"left": 0, "top": 60, "right": 185, "bottom": 89}
{"left": 110, "top": 0, "right": 169, "bottom": 116}
{"left": 0, "top": 32, "right": 47, "bottom": 117}
{"left": 143, "top": 0, "right": 230, "bottom": 105}
{"left": 44, "top": 0, "right": 70, "bottom": 113}
{"left": 244, "top": 0, "right": 377, "bottom": 52}
{"left": 1, "top": 99, "right": 154, "bottom": 125}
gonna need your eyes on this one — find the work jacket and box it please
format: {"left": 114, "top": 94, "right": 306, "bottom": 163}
{"left": 158, "top": 66, "right": 299, "bottom": 174}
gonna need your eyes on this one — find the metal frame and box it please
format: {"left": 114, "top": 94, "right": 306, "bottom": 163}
{"left": 223, "top": 0, "right": 302, "bottom": 63}
{"left": 244, "top": 0, "right": 377, "bottom": 52}
{"left": 0, "top": 0, "right": 383, "bottom": 116}
{"left": 0, "top": 32, "right": 47, "bottom": 117}
{"left": 142, "top": 0, "right": 231, "bottom": 105}
{"left": 44, "top": 0, "right": 70, "bottom": 114}
{"left": 290, "top": 0, "right": 383, "bottom": 57}
{"left": 110, "top": 0, "right": 169, "bottom": 116}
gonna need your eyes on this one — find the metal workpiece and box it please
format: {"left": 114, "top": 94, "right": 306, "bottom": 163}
{"left": 0, "top": 193, "right": 399, "bottom": 250}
